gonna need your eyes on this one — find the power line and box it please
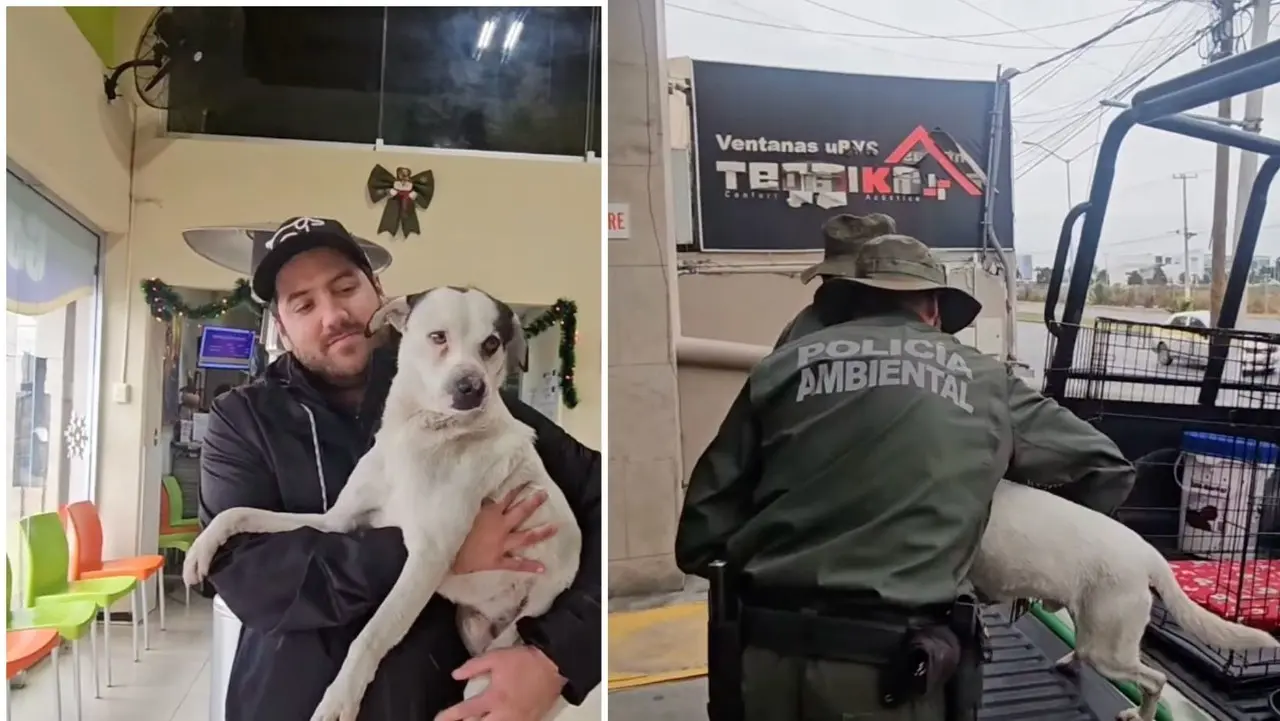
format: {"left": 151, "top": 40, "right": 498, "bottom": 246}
{"left": 1014, "top": 24, "right": 1214, "bottom": 180}
{"left": 802, "top": 0, "right": 1183, "bottom": 50}
{"left": 1012, "top": 8, "right": 1206, "bottom": 162}
{"left": 1013, "top": 4, "right": 1204, "bottom": 115}
{"left": 1012, "top": 43, "right": 1099, "bottom": 106}
{"left": 1017, "top": 0, "right": 1183, "bottom": 73}
{"left": 667, "top": 0, "right": 999, "bottom": 67}
{"left": 1014, "top": 40, "right": 1182, "bottom": 157}
{"left": 952, "top": 0, "right": 1052, "bottom": 43}
{"left": 668, "top": 1, "right": 1190, "bottom": 50}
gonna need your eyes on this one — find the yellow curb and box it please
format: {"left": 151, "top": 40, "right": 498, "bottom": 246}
{"left": 608, "top": 601, "right": 709, "bottom": 691}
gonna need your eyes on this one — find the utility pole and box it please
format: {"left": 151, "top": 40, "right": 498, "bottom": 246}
{"left": 1208, "top": 0, "right": 1237, "bottom": 326}
{"left": 1231, "top": 0, "right": 1272, "bottom": 257}
{"left": 1020, "top": 140, "right": 1098, "bottom": 272}
{"left": 1174, "top": 172, "right": 1200, "bottom": 299}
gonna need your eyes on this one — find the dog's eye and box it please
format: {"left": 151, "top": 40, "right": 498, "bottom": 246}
{"left": 428, "top": 331, "right": 447, "bottom": 345}
{"left": 480, "top": 336, "right": 501, "bottom": 356}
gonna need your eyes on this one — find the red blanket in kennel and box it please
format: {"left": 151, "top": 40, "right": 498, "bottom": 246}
{"left": 1169, "top": 559, "right": 1280, "bottom": 630}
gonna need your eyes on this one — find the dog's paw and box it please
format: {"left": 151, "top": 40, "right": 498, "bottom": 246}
{"left": 181, "top": 540, "right": 215, "bottom": 587}
{"left": 1116, "top": 708, "right": 1151, "bottom": 721}
{"left": 311, "top": 682, "right": 363, "bottom": 721}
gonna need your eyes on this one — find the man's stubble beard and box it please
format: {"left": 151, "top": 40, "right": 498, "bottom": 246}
{"left": 295, "top": 345, "right": 370, "bottom": 390}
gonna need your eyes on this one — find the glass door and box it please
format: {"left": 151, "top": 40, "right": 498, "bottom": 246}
{"left": 6, "top": 170, "right": 102, "bottom": 600}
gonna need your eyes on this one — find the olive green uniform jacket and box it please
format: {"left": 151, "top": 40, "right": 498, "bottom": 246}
{"left": 675, "top": 312, "right": 1136, "bottom": 607}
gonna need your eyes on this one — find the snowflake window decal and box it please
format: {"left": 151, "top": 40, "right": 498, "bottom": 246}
{"left": 64, "top": 413, "right": 89, "bottom": 460}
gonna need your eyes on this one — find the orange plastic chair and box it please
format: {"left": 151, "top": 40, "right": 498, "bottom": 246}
{"left": 7, "top": 628, "right": 62, "bottom": 719}
{"left": 60, "top": 501, "right": 166, "bottom": 651}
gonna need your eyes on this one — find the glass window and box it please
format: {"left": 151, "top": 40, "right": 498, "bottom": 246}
{"left": 167, "top": 6, "right": 385, "bottom": 144}
{"left": 586, "top": 6, "right": 601, "bottom": 158}
{"left": 1169, "top": 316, "right": 1187, "bottom": 327}
{"left": 381, "top": 7, "right": 597, "bottom": 155}
{"left": 6, "top": 171, "right": 102, "bottom": 596}
{"left": 164, "top": 6, "right": 600, "bottom": 157}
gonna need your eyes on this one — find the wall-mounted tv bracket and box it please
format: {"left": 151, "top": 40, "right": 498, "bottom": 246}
{"left": 1043, "top": 38, "right": 1280, "bottom": 402}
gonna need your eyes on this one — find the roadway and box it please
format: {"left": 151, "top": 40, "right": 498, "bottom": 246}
{"left": 1014, "top": 305, "right": 1279, "bottom": 410}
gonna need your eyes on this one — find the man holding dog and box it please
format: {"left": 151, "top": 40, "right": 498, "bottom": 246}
{"left": 676, "top": 215, "right": 1136, "bottom": 721}
{"left": 199, "top": 217, "right": 600, "bottom": 721}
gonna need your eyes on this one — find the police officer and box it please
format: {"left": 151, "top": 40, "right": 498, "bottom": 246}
{"left": 675, "top": 232, "right": 1136, "bottom": 721}
{"left": 772, "top": 212, "right": 899, "bottom": 346}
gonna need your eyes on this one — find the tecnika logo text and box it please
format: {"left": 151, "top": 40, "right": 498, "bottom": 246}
{"left": 710, "top": 126, "right": 983, "bottom": 210}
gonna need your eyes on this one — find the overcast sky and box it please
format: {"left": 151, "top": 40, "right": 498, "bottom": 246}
{"left": 664, "top": 0, "right": 1280, "bottom": 270}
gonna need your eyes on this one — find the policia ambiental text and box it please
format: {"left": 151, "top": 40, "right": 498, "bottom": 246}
{"left": 794, "top": 338, "right": 975, "bottom": 413}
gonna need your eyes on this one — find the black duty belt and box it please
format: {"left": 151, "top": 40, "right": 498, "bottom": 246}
{"left": 741, "top": 605, "right": 939, "bottom": 665}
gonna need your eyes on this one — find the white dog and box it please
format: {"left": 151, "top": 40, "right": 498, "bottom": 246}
{"left": 971, "top": 479, "right": 1280, "bottom": 721}
{"left": 184, "top": 287, "right": 583, "bottom": 721}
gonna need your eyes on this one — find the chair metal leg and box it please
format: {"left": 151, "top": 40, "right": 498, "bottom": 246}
{"left": 89, "top": 620, "right": 100, "bottom": 699}
{"left": 159, "top": 575, "right": 167, "bottom": 631}
{"left": 103, "top": 614, "right": 113, "bottom": 688}
{"left": 184, "top": 583, "right": 190, "bottom": 609}
{"left": 131, "top": 589, "right": 140, "bottom": 662}
{"left": 73, "top": 639, "right": 83, "bottom": 721}
{"left": 52, "top": 644, "right": 63, "bottom": 721}
{"left": 142, "top": 581, "right": 151, "bottom": 650}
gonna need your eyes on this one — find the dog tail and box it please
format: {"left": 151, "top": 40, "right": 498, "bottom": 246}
{"left": 1148, "top": 554, "right": 1280, "bottom": 650}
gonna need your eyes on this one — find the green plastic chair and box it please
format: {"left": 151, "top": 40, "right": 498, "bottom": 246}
{"left": 162, "top": 476, "right": 199, "bottom": 528}
{"left": 157, "top": 531, "right": 197, "bottom": 608}
{"left": 7, "top": 558, "right": 98, "bottom": 712}
{"left": 19, "top": 512, "right": 138, "bottom": 691}
{"left": 158, "top": 481, "right": 200, "bottom": 608}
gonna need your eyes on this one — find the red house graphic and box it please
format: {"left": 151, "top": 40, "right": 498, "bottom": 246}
{"left": 883, "top": 126, "right": 983, "bottom": 199}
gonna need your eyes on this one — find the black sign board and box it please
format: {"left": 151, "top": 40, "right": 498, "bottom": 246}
{"left": 689, "top": 60, "right": 1013, "bottom": 252}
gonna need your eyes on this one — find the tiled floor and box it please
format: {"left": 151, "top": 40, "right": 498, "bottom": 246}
{"left": 9, "top": 590, "right": 602, "bottom": 721}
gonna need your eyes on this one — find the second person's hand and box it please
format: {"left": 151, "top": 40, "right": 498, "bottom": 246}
{"left": 452, "top": 484, "right": 559, "bottom": 575}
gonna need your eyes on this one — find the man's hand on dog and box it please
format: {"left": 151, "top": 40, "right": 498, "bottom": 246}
{"left": 452, "top": 485, "right": 558, "bottom": 575}
{"left": 435, "top": 646, "right": 566, "bottom": 721}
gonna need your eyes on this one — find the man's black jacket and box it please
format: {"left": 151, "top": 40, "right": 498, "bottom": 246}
{"left": 199, "top": 344, "right": 601, "bottom": 721}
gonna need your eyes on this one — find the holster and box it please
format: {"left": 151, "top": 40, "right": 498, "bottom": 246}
{"left": 943, "top": 595, "right": 986, "bottom": 721}
{"left": 737, "top": 591, "right": 987, "bottom": 717}
{"left": 706, "top": 561, "right": 744, "bottom": 721}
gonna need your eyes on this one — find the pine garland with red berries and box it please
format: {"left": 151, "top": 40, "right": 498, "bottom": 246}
{"left": 522, "top": 298, "right": 579, "bottom": 408}
{"left": 141, "top": 279, "right": 580, "bottom": 408}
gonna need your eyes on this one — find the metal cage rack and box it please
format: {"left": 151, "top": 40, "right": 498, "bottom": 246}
{"left": 1041, "top": 37, "right": 1280, "bottom": 719}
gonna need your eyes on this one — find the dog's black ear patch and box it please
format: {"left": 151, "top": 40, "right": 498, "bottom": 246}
{"left": 490, "top": 297, "right": 528, "bottom": 373}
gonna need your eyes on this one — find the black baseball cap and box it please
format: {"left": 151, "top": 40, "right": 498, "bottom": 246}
{"left": 250, "top": 217, "right": 374, "bottom": 303}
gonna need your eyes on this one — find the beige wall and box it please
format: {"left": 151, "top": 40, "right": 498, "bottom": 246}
{"left": 9, "top": 8, "right": 602, "bottom": 589}
{"left": 6, "top": 7, "right": 134, "bottom": 235}
{"left": 675, "top": 263, "right": 817, "bottom": 475}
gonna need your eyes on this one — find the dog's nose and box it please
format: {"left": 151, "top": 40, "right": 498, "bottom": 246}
{"left": 451, "top": 375, "right": 487, "bottom": 410}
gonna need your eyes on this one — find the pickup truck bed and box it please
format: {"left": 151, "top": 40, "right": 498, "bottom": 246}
{"left": 982, "top": 606, "right": 1130, "bottom": 720}
{"left": 608, "top": 607, "right": 1133, "bottom": 721}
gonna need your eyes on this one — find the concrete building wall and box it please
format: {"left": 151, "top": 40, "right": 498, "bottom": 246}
{"left": 607, "top": 0, "right": 686, "bottom": 595}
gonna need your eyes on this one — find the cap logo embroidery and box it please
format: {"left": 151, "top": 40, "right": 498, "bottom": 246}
{"left": 267, "top": 217, "right": 326, "bottom": 250}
